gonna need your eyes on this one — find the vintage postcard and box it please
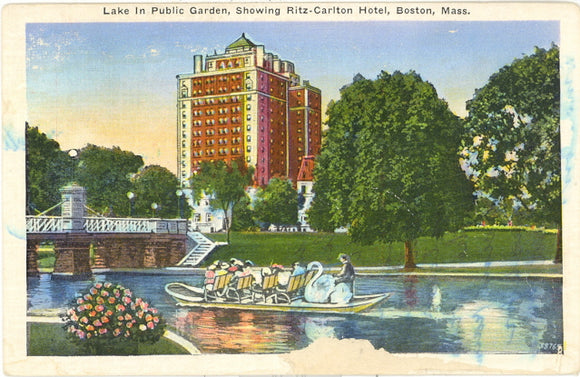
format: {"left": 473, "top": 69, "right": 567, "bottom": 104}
{"left": 2, "top": 1, "right": 580, "bottom": 375}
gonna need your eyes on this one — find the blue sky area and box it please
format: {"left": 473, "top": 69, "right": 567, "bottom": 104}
{"left": 26, "top": 21, "right": 559, "bottom": 172}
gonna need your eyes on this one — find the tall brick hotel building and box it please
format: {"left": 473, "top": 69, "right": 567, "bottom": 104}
{"left": 177, "top": 33, "right": 322, "bottom": 187}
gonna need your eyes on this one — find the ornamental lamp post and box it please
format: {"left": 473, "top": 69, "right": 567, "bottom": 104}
{"left": 176, "top": 189, "right": 184, "bottom": 218}
{"left": 151, "top": 202, "right": 158, "bottom": 218}
{"left": 127, "top": 191, "right": 135, "bottom": 217}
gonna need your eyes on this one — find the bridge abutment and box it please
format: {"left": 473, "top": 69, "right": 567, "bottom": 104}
{"left": 52, "top": 236, "right": 93, "bottom": 279}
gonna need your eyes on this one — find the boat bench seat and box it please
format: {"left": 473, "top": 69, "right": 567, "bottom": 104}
{"left": 226, "top": 274, "right": 255, "bottom": 302}
{"left": 251, "top": 272, "right": 279, "bottom": 303}
{"left": 204, "top": 272, "right": 234, "bottom": 301}
{"left": 276, "top": 269, "right": 316, "bottom": 304}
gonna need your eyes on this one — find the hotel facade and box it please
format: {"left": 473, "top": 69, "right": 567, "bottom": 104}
{"left": 176, "top": 34, "right": 322, "bottom": 187}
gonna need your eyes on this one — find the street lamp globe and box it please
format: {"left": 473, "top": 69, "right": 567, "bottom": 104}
{"left": 127, "top": 191, "right": 135, "bottom": 200}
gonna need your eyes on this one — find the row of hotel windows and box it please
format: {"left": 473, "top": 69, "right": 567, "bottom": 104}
{"left": 187, "top": 96, "right": 244, "bottom": 106}
{"left": 193, "top": 148, "right": 244, "bottom": 157}
{"left": 190, "top": 127, "right": 243, "bottom": 137}
{"left": 191, "top": 138, "right": 243, "bottom": 146}
{"left": 192, "top": 75, "right": 243, "bottom": 86}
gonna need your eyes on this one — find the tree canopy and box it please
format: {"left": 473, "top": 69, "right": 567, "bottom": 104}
{"left": 75, "top": 144, "right": 144, "bottom": 215}
{"left": 462, "top": 45, "right": 561, "bottom": 261}
{"left": 462, "top": 45, "right": 560, "bottom": 228}
{"left": 132, "top": 165, "right": 182, "bottom": 218}
{"left": 254, "top": 178, "right": 298, "bottom": 229}
{"left": 25, "top": 123, "right": 75, "bottom": 214}
{"left": 310, "top": 71, "right": 474, "bottom": 268}
{"left": 190, "top": 160, "right": 254, "bottom": 243}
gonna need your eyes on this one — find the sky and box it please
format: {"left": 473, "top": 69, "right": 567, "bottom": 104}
{"left": 26, "top": 21, "right": 559, "bottom": 174}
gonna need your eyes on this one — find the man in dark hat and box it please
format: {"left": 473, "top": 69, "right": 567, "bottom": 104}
{"left": 334, "top": 254, "right": 355, "bottom": 295}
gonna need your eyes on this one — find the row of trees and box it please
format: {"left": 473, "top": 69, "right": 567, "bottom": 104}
{"left": 26, "top": 127, "right": 184, "bottom": 218}
{"left": 26, "top": 131, "right": 304, "bottom": 238}
{"left": 308, "top": 45, "right": 561, "bottom": 266}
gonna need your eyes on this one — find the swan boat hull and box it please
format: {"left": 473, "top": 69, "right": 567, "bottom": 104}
{"left": 165, "top": 282, "right": 391, "bottom": 314}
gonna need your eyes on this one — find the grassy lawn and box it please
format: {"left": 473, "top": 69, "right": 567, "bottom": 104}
{"left": 27, "top": 322, "right": 190, "bottom": 355}
{"left": 206, "top": 229, "right": 557, "bottom": 267}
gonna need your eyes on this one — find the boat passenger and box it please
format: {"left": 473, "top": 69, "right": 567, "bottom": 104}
{"left": 291, "top": 261, "right": 306, "bottom": 276}
{"left": 332, "top": 254, "right": 355, "bottom": 303}
{"left": 204, "top": 261, "right": 219, "bottom": 289}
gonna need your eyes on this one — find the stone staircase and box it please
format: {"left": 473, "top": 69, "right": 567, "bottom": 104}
{"left": 177, "top": 232, "right": 227, "bottom": 267}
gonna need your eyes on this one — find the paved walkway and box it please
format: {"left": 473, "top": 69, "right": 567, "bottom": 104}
{"left": 26, "top": 315, "right": 201, "bottom": 354}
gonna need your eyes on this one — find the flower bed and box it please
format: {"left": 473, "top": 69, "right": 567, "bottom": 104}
{"left": 62, "top": 282, "right": 166, "bottom": 354}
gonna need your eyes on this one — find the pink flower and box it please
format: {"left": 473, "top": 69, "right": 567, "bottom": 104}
{"left": 153, "top": 317, "right": 159, "bottom": 323}
{"left": 113, "top": 328, "right": 121, "bottom": 337}
{"left": 89, "top": 310, "right": 97, "bottom": 317}
{"left": 105, "top": 310, "right": 113, "bottom": 316}
{"left": 124, "top": 289, "right": 132, "bottom": 296}
{"left": 90, "top": 287, "right": 98, "bottom": 295}
{"left": 84, "top": 294, "right": 92, "bottom": 301}
{"left": 101, "top": 316, "right": 110, "bottom": 324}
{"left": 101, "top": 290, "right": 109, "bottom": 297}
{"left": 76, "top": 298, "right": 84, "bottom": 304}
{"left": 77, "top": 331, "right": 86, "bottom": 339}
{"left": 147, "top": 321, "right": 155, "bottom": 329}
{"left": 104, "top": 282, "right": 112, "bottom": 288}
{"left": 98, "top": 328, "right": 107, "bottom": 335}
{"left": 93, "top": 319, "right": 102, "bottom": 327}
{"left": 126, "top": 322, "right": 133, "bottom": 328}
{"left": 108, "top": 297, "right": 116, "bottom": 304}
{"left": 151, "top": 308, "right": 158, "bottom": 314}
{"left": 123, "top": 296, "right": 132, "bottom": 304}
{"left": 80, "top": 317, "right": 89, "bottom": 324}
{"left": 95, "top": 305, "right": 105, "bottom": 312}
{"left": 76, "top": 305, "right": 84, "bottom": 312}
{"left": 116, "top": 304, "right": 126, "bottom": 312}
{"left": 117, "top": 315, "right": 124, "bottom": 321}
{"left": 95, "top": 283, "right": 103, "bottom": 289}
{"left": 124, "top": 313, "right": 132, "bottom": 321}
{"left": 96, "top": 297, "right": 105, "bottom": 305}
{"left": 145, "top": 314, "right": 153, "bottom": 322}
{"left": 85, "top": 303, "right": 93, "bottom": 310}
{"left": 86, "top": 324, "right": 95, "bottom": 331}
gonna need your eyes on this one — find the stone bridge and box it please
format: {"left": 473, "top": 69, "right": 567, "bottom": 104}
{"left": 27, "top": 184, "right": 189, "bottom": 278}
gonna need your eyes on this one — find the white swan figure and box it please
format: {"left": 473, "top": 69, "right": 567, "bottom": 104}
{"left": 304, "top": 261, "right": 335, "bottom": 303}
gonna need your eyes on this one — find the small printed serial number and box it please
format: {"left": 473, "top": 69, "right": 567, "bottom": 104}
{"left": 539, "top": 343, "right": 563, "bottom": 354}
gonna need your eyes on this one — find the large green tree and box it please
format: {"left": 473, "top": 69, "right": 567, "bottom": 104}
{"left": 462, "top": 45, "right": 561, "bottom": 261}
{"left": 132, "top": 165, "right": 183, "bottom": 218}
{"left": 25, "top": 123, "right": 75, "bottom": 214}
{"left": 254, "top": 178, "right": 298, "bottom": 230}
{"left": 310, "top": 71, "right": 474, "bottom": 268}
{"left": 190, "top": 160, "right": 254, "bottom": 243}
{"left": 75, "top": 144, "right": 144, "bottom": 216}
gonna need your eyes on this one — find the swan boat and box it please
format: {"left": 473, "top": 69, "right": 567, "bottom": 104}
{"left": 164, "top": 282, "right": 390, "bottom": 314}
{"left": 164, "top": 261, "right": 391, "bottom": 314}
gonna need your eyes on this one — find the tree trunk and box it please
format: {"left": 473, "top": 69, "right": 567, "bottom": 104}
{"left": 554, "top": 227, "right": 562, "bottom": 264}
{"left": 404, "top": 240, "right": 417, "bottom": 269}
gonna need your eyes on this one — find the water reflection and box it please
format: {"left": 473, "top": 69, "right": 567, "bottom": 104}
{"left": 27, "top": 272, "right": 562, "bottom": 354}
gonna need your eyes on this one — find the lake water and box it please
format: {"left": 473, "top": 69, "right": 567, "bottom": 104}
{"left": 27, "top": 271, "right": 563, "bottom": 354}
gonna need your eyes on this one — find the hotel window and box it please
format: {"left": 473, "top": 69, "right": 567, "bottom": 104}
{"left": 181, "top": 86, "right": 188, "bottom": 98}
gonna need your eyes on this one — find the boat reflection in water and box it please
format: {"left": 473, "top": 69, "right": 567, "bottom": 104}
{"left": 173, "top": 308, "right": 306, "bottom": 353}
{"left": 27, "top": 272, "right": 562, "bottom": 354}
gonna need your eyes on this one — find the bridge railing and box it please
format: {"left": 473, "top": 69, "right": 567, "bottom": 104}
{"left": 26, "top": 216, "right": 188, "bottom": 234}
{"left": 26, "top": 216, "right": 64, "bottom": 233}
